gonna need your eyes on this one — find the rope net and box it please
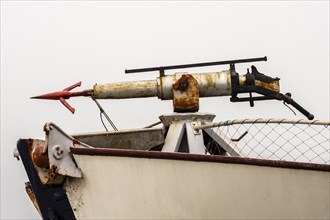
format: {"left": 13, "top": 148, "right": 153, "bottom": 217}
{"left": 205, "top": 119, "right": 330, "bottom": 164}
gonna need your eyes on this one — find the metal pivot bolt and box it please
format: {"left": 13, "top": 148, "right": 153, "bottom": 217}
{"left": 191, "top": 121, "right": 201, "bottom": 135}
{"left": 53, "top": 145, "right": 64, "bottom": 160}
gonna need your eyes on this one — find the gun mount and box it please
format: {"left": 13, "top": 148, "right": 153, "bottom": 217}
{"left": 31, "top": 56, "right": 314, "bottom": 120}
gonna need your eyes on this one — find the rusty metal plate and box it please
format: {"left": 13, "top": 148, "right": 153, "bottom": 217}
{"left": 173, "top": 74, "right": 199, "bottom": 112}
{"left": 72, "top": 128, "right": 165, "bottom": 150}
{"left": 44, "top": 123, "right": 93, "bottom": 179}
{"left": 28, "top": 139, "right": 65, "bottom": 185}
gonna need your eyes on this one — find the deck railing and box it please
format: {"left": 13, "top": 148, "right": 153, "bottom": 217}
{"left": 195, "top": 119, "right": 330, "bottom": 164}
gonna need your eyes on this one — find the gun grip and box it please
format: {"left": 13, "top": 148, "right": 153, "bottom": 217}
{"left": 283, "top": 93, "right": 314, "bottom": 120}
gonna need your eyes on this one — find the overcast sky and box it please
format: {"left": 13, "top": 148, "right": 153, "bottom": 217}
{"left": 1, "top": 1, "right": 329, "bottom": 219}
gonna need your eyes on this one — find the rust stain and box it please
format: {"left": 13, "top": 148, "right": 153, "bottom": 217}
{"left": 28, "top": 139, "right": 34, "bottom": 153}
{"left": 94, "top": 80, "right": 157, "bottom": 99}
{"left": 173, "top": 96, "right": 199, "bottom": 112}
{"left": 32, "top": 145, "right": 49, "bottom": 168}
{"left": 203, "top": 74, "right": 216, "bottom": 88}
{"left": 173, "top": 74, "right": 189, "bottom": 90}
{"left": 43, "top": 123, "right": 49, "bottom": 135}
{"left": 49, "top": 165, "right": 59, "bottom": 179}
{"left": 226, "top": 71, "right": 231, "bottom": 91}
{"left": 26, "top": 139, "right": 66, "bottom": 185}
{"left": 239, "top": 76, "right": 246, "bottom": 86}
{"left": 173, "top": 74, "right": 199, "bottom": 112}
{"left": 73, "top": 139, "right": 82, "bottom": 148}
{"left": 25, "top": 183, "right": 41, "bottom": 215}
{"left": 255, "top": 80, "right": 280, "bottom": 92}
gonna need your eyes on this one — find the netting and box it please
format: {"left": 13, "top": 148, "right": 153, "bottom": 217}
{"left": 200, "top": 119, "right": 330, "bottom": 164}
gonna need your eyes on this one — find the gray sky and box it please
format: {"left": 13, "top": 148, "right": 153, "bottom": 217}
{"left": 1, "top": 1, "right": 329, "bottom": 219}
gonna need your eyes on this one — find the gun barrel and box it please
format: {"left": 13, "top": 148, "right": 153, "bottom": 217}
{"left": 93, "top": 71, "right": 234, "bottom": 100}
{"left": 93, "top": 80, "right": 158, "bottom": 99}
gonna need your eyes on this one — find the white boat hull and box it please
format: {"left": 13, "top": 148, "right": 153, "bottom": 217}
{"left": 65, "top": 150, "right": 330, "bottom": 219}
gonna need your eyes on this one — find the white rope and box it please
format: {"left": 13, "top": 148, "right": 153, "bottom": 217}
{"left": 194, "top": 118, "right": 330, "bottom": 130}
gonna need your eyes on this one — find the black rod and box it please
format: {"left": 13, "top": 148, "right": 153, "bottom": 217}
{"left": 125, "top": 56, "right": 267, "bottom": 74}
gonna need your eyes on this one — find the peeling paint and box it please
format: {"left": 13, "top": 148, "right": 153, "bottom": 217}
{"left": 93, "top": 80, "right": 158, "bottom": 99}
{"left": 25, "top": 182, "right": 41, "bottom": 216}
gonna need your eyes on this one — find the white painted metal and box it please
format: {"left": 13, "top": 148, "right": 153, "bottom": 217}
{"left": 161, "top": 123, "right": 186, "bottom": 152}
{"left": 185, "top": 122, "right": 206, "bottom": 154}
{"left": 65, "top": 155, "right": 330, "bottom": 219}
{"left": 157, "top": 74, "right": 174, "bottom": 100}
{"left": 160, "top": 113, "right": 215, "bottom": 154}
{"left": 45, "top": 123, "right": 93, "bottom": 178}
{"left": 204, "top": 128, "right": 241, "bottom": 157}
{"left": 13, "top": 147, "right": 19, "bottom": 159}
{"left": 93, "top": 80, "right": 158, "bottom": 99}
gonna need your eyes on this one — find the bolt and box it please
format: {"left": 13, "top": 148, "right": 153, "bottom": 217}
{"left": 53, "top": 145, "right": 64, "bottom": 159}
{"left": 55, "top": 146, "right": 63, "bottom": 155}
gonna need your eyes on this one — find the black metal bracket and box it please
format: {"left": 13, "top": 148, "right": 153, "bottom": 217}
{"left": 230, "top": 79, "right": 314, "bottom": 120}
{"left": 17, "top": 139, "right": 76, "bottom": 220}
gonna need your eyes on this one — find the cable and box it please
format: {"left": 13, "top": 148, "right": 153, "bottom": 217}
{"left": 91, "top": 94, "right": 118, "bottom": 131}
{"left": 100, "top": 111, "right": 108, "bottom": 132}
{"left": 283, "top": 101, "right": 297, "bottom": 116}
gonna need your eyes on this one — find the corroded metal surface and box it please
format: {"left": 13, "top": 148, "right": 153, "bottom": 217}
{"left": 70, "top": 147, "right": 330, "bottom": 172}
{"left": 34, "top": 70, "right": 282, "bottom": 112}
{"left": 93, "top": 71, "right": 233, "bottom": 101}
{"left": 159, "top": 113, "right": 215, "bottom": 127}
{"left": 93, "top": 80, "right": 157, "bottom": 99}
{"left": 31, "top": 145, "right": 49, "bottom": 168}
{"left": 255, "top": 79, "right": 280, "bottom": 92}
{"left": 17, "top": 139, "right": 76, "bottom": 219}
{"left": 158, "top": 71, "right": 232, "bottom": 100}
{"left": 173, "top": 74, "right": 199, "bottom": 112}
{"left": 25, "top": 182, "right": 41, "bottom": 216}
{"left": 72, "top": 128, "right": 165, "bottom": 150}
{"left": 194, "top": 71, "right": 232, "bottom": 97}
{"left": 44, "top": 122, "right": 93, "bottom": 178}
{"left": 28, "top": 139, "right": 65, "bottom": 185}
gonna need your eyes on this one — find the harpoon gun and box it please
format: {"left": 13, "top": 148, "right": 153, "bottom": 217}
{"left": 31, "top": 56, "right": 314, "bottom": 120}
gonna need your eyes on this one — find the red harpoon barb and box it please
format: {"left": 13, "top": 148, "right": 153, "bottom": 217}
{"left": 31, "top": 81, "right": 91, "bottom": 114}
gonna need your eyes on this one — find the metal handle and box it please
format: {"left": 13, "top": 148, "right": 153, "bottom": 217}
{"left": 125, "top": 56, "right": 267, "bottom": 75}
{"left": 281, "top": 93, "right": 314, "bottom": 120}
